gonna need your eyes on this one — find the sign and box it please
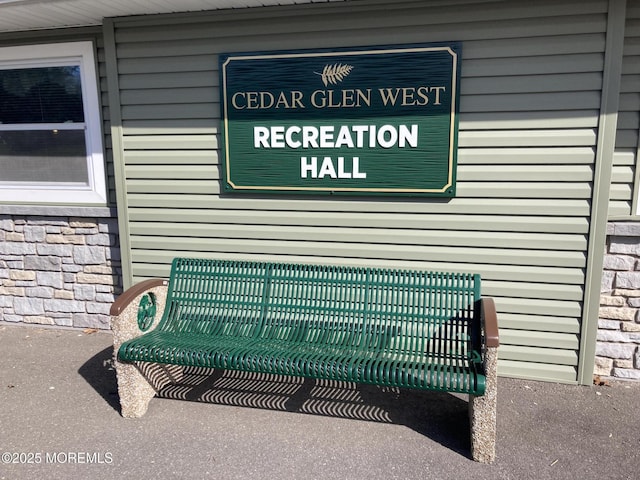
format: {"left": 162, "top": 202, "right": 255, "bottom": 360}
{"left": 220, "top": 43, "right": 461, "bottom": 196}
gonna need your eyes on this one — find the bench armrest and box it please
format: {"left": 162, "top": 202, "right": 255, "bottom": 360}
{"left": 481, "top": 297, "right": 499, "bottom": 348}
{"left": 111, "top": 279, "right": 169, "bottom": 354}
{"left": 110, "top": 279, "right": 167, "bottom": 316}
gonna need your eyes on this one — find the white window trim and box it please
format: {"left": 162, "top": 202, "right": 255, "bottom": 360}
{"left": 0, "top": 41, "right": 107, "bottom": 205}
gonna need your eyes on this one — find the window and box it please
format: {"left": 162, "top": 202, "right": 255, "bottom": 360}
{"left": 0, "top": 41, "right": 106, "bottom": 204}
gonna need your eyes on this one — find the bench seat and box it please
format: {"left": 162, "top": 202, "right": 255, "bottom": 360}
{"left": 119, "top": 329, "right": 485, "bottom": 394}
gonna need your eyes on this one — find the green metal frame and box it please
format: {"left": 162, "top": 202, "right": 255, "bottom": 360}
{"left": 119, "top": 258, "right": 487, "bottom": 395}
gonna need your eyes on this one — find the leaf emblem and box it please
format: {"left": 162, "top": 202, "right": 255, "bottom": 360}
{"left": 314, "top": 63, "right": 354, "bottom": 87}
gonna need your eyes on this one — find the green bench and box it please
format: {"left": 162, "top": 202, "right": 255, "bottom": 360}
{"left": 111, "top": 257, "right": 499, "bottom": 462}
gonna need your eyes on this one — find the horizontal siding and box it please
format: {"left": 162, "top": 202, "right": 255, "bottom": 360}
{"left": 610, "top": 6, "right": 640, "bottom": 217}
{"left": 111, "top": 0, "right": 609, "bottom": 383}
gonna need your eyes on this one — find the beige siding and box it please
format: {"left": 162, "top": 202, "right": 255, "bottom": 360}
{"left": 109, "top": 0, "right": 610, "bottom": 383}
{"left": 610, "top": 2, "right": 640, "bottom": 217}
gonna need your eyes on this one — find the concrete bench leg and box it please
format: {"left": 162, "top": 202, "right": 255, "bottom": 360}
{"left": 469, "top": 346, "right": 498, "bottom": 463}
{"left": 115, "top": 361, "right": 183, "bottom": 418}
{"left": 111, "top": 279, "right": 184, "bottom": 417}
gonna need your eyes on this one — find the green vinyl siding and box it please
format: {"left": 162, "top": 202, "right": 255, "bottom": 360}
{"left": 106, "top": 0, "right": 612, "bottom": 384}
{"left": 611, "top": 2, "right": 640, "bottom": 217}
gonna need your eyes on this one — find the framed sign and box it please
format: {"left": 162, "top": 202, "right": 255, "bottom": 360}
{"left": 220, "top": 43, "right": 461, "bottom": 196}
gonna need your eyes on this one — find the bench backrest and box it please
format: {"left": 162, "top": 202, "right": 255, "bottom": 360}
{"left": 158, "top": 258, "right": 481, "bottom": 362}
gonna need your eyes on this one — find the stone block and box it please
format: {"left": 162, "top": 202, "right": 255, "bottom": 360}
{"left": 598, "top": 319, "right": 621, "bottom": 330}
{"left": 23, "top": 226, "right": 46, "bottom": 242}
{"left": 77, "top": 273, "right": 116, "bottom": 285}
{"left": 613, "top": 223, "right": 640, "bottom": 236}
{"left": 622, "top": 322, "right": 640, "bottom": 332}
{"left": 46, "top": 234, "right": 85, "bottom": 245}
{"left": 597, "top": 330, "right": 632, "bottom": 343}
{"left": 609, "top": 237, "right": 640, "bottom": 255}
{"left": 73, "top": 245, "right": 106, "bottom": 265}
{"left": 37, "top": 244, "right": 73, "bottom": 257}
{"left": 614, "top": 359, "right": 634, "bottom": 368}
{"left": 613, "top": 368, "right": 640, "bottom": 380}
{"left": 6, "top": 232, "right": 25, "bottom": 242}
{"left": 0, "top": 218, "right": 14, "bottom": 231}
{"left": 613, "top": 289, "right": 640, "bottom": 297}
{"left": 44, "top": 299, "right": 85, "bottom": 313}
{"left": 36, "top": 272, "right": 63, "bottom": 289}
{"left": 615, "top": 272, "right": 640, "bottom": 289}
{"left": 629, "top": 332, "right": 640, "bottom": 342}
{"left": 600, "top": 295, "right": 626, "bottom": 307}
{"left": 96, "top": 292, "right": 115, "bottom": 303}
{"left": 87, "top": 302, "right": 111, "bottom": 314}
{"left": 601, "top": 271, "right": 614, "bottom": 293}
{"left": 73, "top": 313, "right": 110, "bottom": 329}
{"left": 593, "top": 356, "right": 613, "bottom": 376}
{"left": 599, "top": 307, "right": 635, "bottom": 321}
{"left": 84, "top": 265, "right": 114, "bottom": 275}
{"left": 69, "top": 218, "right": 97, "bottom": 228}
{"left": 0, "top": 286, "right": 25, "bottom": 296}
{"left": 54, "top": 290, "right": 75, "bottom": 300}
{"left": 595, "top": 343, "right": 636, "bottom": 359}
{"left": 603, "top": 254, "right": 635, "bottom": 271}
{"left": 62, "top": 264, "right": 83, "bottom": 273}
{"left": 53, "top": 315, "right": 73, "bottom": 327}
{"left": 27, "top": 217, "right": 67, "bottom": 226}
{"left": 75, "top": 228, "right": 100, "bottom": 235}
{"left": 635, "top": 348, "right": 640, "bottom": 369}
{"left": 23, "top": 316, "right": 54, "bottom": 325}
{"left": 26, "top": 287, "right": 54, "bottom": 298}
{"left": 86, "top": 233, "right": 113, "bottom": 246}
{"left": 10, "top": 271, "right": 36, "bottom": 281}
{"left": 24, "top": 256, "right": 61, "bottom": 271}
{"left": 74, "top": 285, "right": 96, "bottom": 301}
{"left": 0, "top": 242, "right": 36, "bottom": 255}
{"left": 14, "top": 297, "right": 44, "bottom": 315}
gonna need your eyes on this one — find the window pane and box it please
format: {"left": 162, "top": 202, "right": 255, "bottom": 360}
{"left": 0, "top": 66, "right": 84, "bottom": 124}
{"left": 0, "top": 130, "right": 88, "bottom": 184}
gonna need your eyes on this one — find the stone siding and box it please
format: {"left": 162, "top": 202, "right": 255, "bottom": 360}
{"left": 0, "top": 215, "right": 121, "bottom": 329}
{"left": 598, "top": 222, "right": 640, "bottom": 380}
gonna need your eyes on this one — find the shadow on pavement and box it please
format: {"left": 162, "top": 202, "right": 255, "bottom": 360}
{"left": 79, "top": 347, "right": 471, "bottom": 459}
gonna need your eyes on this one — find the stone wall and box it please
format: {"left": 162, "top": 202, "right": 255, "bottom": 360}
{"left": 0, "top": 215, "right": 121, "bottom": 330}
{"left": 597, "top": 222, "right": 640, "bottom": 380}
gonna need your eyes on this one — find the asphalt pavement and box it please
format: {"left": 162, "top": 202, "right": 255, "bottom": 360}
{"left": 1, "top": 323, "right": 639, "bottom": 480}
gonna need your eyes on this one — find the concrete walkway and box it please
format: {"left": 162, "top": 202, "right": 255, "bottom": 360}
{"left": 1, "top": 323, "right": 639, "bottom": 480}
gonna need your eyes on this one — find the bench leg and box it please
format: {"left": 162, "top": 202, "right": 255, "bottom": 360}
{"left": 115, "top": 360, "right": 184, "bottom": 418}
{"left": 469, "top": 346, "right": 498, "bottom": 463}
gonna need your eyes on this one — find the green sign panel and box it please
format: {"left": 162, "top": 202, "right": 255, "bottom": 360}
{"left": 220, "top": 43, "right": 461, "bottom": 196}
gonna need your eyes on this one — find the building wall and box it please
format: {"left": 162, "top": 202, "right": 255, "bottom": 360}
{"left": 0, "top": 0, "right": 638, "bottom": 384}
{"left": 598, "top": 1, "right": 640, "bottom": 380}
{"left": 0, "top": 215, "right": 121, "bottom": 329}
{"left": 0, "top": 29, "right": 122, "bottom": 329}
{"left": 598, "top": 223, "right": 640, "bottom": 379}
{"left": 105, "top": 0, "right": 619, "bottom": 384}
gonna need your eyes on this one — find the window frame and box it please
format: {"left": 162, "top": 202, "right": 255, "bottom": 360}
{"left": 0, "top": 41, "right": 106, "bottom": 205}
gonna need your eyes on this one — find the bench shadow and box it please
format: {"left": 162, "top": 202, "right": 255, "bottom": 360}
{"left": 78, "top": 345, "right": 121, "bottom": 412}
{"left": 79, "top": 347, "right": 471, "bottom": 459}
